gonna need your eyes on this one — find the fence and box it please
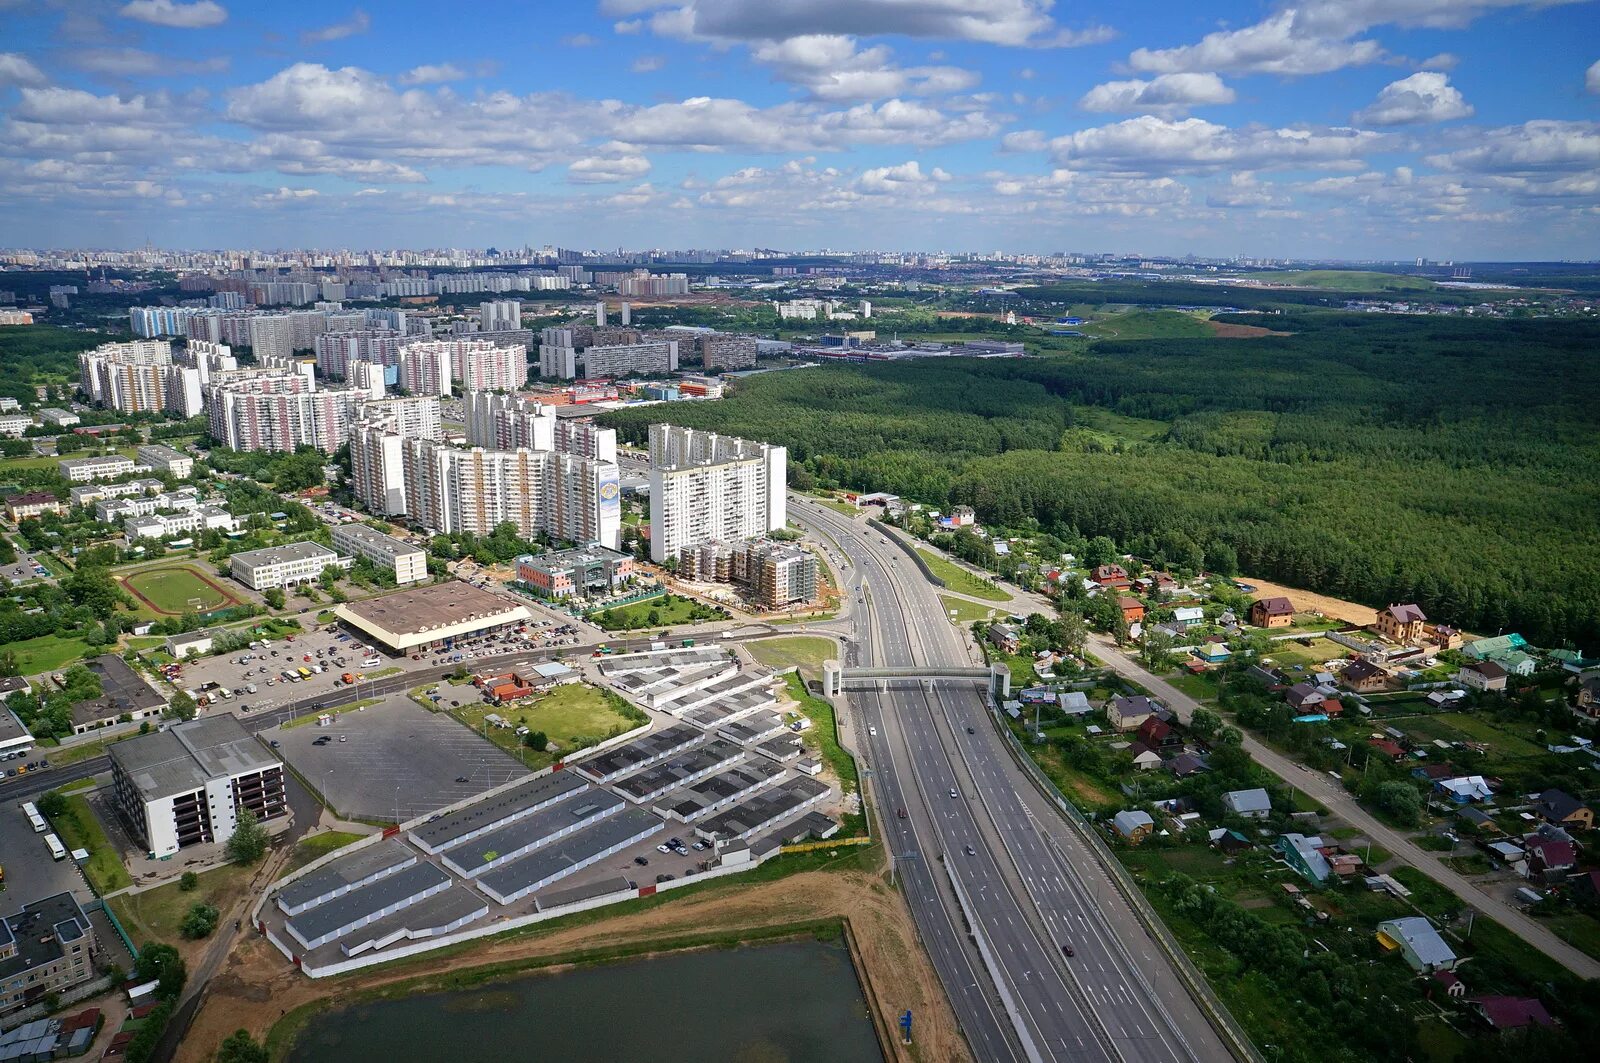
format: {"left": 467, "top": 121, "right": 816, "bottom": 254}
{"left": 87, "top": 897, "right": 138, "bottom": 961}
{"left": 992, "top": 713, "right": 1263, "bottom": 1063}
{"left": 865, "top": 519, "right": 943, "bottom": 588}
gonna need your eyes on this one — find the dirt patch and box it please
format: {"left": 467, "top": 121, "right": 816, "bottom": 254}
{"left": 1205, "top": 320, "right": 1291, "bottom": 339}
{"left": 1239, "top": 574, "right": 1377, "bottom": 628}
{"left": 176, "top": 860, "right": 971, "bottom": 1063}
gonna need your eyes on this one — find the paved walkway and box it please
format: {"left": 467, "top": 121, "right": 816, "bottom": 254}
{"left": 1087, "top": 631, "right": 1600, "bottom": 979}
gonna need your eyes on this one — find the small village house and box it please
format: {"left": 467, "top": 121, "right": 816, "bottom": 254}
{"left": 1249, "top": 596, "right": 1295, "bottom": 628}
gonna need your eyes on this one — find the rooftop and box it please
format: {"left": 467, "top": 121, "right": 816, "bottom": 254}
{"left": 109, "top": 714, "right": 279, "bottom": 801}
{"left": 0, "top": 893, "right": 93, "bottom": 986}
{"left": 231, "top": 540, "right": 340, "bottom": 567}
{"left": 410, "top": 770, "right": 586, "bottom": 852}
{"left": 337, "top": 580, "right": 530, "bottom": 641}
{"left": 331, "top": 523, "right": 422, "bottom": 556}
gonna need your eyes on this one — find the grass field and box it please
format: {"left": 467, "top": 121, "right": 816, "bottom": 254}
{"left": 915, "top": 548, "right": 1009, "bottom": 601}
{"left": 109, "top": 860, "right": 256, "bottom": 958}
{"left": 940, "top": 594, "right": 998, "bottom": 622}
{"left": 454, "top": 682, "right": 639, "bottom": 769}
{"left": 287, "top": 830, "right": 366, "bottom": 873}
{"left": 1078, "top": 309, "right": 1216, "bottom": 340}
{"left": 592, "top": 593, "right": 722, "bottom": 631}
{"left": 1261, "top": 638, "right": 1349, "bottom": 670}
{"left": 745, "top": 635, "right": 838, "bottom": 679}
{"left": 1401, "top": 712, "right": 1547, "bottom": 758}
{"left": 1239, "top": 269, "right": 1435, "bottom": 292}
{"left": 120, "top": 563, "right": 241, "bottom": 616}
{"left": 8, "top": 632, "right": 93, "bottom": 674}
{"left": 48, "top": 794, "right": 132, "bottom": 893}
{"left": 781, "top": 672, "right": 863, "bottom": 834}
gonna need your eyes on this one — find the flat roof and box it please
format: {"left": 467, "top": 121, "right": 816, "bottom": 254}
{"left": 335, "top": 581, "right": 531, "bottom": 649}
{"left": 695, "top": 777, "right": 829, "bottom": 840}
{"left": 58, "top": 454, "right": 135, "bottom": 469}
{"left": 574, "top": 724, "right": 702, "bottom": 782}
{"left": 476, "top": 807, "right": 662, "bottom": 901}
{"left": 516, "top": 544, "right": 629, "bottom": 572}
{"left": 231, "top": 540, "right": 339, "bottom": 567}
{"left": 410, "top": 771, "right": 586, "bottom": 852}
{"left": 0, "top": 707, "right": 32, "bottom": 745}
{"left": 655, "top": 759, "right": 785, "bottom": 820}
{"left": 109, "top": 714, "right": 279, "bottom": 801}
{"left": 276, "top": 839, "right": 415, "bottom": 913}
{"left": 331, "top": 523, "right": 423, "bottom": 557}
{"left": 441, "top": 791, "right": 624, "bottom": 875}
{"left": 338, "top": 885, "right": 488, "bottom": 955}
{"left": 286, "top": 862, "right": 450, "bottom": 947}
{"left": 611, "top": 738, "right": 745, "bottom": 802}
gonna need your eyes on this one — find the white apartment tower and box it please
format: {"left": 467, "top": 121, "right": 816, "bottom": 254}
{"left": 647, "top": 424, "right": 787, "bottom": 562}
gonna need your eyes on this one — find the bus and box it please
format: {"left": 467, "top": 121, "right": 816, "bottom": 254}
{"left": 22, "top": 801, "right": 47, "bottom": 834}
{"left": 44, "top": 833, "right": 67, "bottom": 861}
{"left": 297, "top": 667, "right": 312, "bottom": 680}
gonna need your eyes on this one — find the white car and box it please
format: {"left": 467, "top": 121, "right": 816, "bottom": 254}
{"left": 868, "top": 726, "right": 878, "bottom": 737}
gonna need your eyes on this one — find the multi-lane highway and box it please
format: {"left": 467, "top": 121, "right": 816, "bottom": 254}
{"left": 795, "top": 498, "right": 1235, "bottom": 1063}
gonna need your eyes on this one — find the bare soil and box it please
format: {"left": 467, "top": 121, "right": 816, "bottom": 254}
{"left": 1239, "top": 574, "right": 1377, "bottom": 627}
{"left": 1205, "top": 320, "right": 1291, "bottom": 339}
{"left": 177, "top": 860, "right": 971, "bottom": 1063}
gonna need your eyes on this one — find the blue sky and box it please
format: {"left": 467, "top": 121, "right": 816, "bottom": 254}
{"left": 2, "top": 0, "right": 1598, "bottom": 257}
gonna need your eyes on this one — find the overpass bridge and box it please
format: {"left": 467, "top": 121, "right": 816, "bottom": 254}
{"left": 821, "top": 660, "right": 1011, "bottom": 701}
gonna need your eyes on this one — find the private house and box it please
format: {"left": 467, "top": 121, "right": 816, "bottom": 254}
{"left": 1457, "top": 660, "right": 1508, "bottom": 693}
{"left": 1574, "top": 677, "right": 1600, "bottom": 719}
{"left": 1168, "top": 753, "right": 1210, "bottom": 779}
{"left": 1136, "top": 717, "right": 1177, "bottom": 748}
{"left": 1468, "top": 996, "right": 1555, "bottom": 1033}
{"left": 1250, "top": 597, "right": 1295, "bottom": 628}
{"left": 1377, "top": 916, "right": 1458, "bottom": 973}
{"left": 1435, "top": 775, "right": 1493, "bottom": 804}
{"left": 1109, "top": 695, "right": 1159, "bottom": 732}
{"left": 1376, "top": 604, "right": 1428, "bottom": 644}
{"left": 1368, "top": 737, "right": 1407, "bottom": 761}
{"left": 1276, "top": 833, "right": 1332, "bottom": 885}
{"left": 1209, "top": 828, "right": 1251, "bottom": 854}
{"left": 1523, "top": 837, "right": 1577, "bottom": 882}
{"left": 1192, "top": 643, "right": 1231, "bottom": 665}
{"left": 1091, "top": 564, "right": 1130, "bottom": 589}
{"left": 1128, "top": 743, "right": 1162, "bottom": 771}
{"left": 1455, "top": 806, "right": 1501, "bottom": 834}
{"left": 1172, "top": 606, "right": 1205, "bottom": 629}
{"left": 1112, "top": 810, "right": 1155, "bottom": 844}
{"left": 1286, "top": 681, "right": 1330, "bottom": 713}
{"left": 1222, "top": 787, "right": 1273, "bottom": 819}
{"left": 1058, "top": 691, "right": 1093, "bottom": 716}
{"left": 987, "top": 623, "right": 1020, "bottom": 655}
{"left": 1534, "top": 789, "right": 1593, "bottom": 831}
{"left": 1428, "top": 625, "right": 1462, "bottom": 651}
{"left": 1118, "top": 597, "right": 1146, "bottom": 625}
{"left": 1341, "top": 659, "right": 1389, "bottom": 692}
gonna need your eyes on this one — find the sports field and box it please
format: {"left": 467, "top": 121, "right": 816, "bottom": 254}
{"left": 120, "top": 564, "right": 243, "bottom": 615}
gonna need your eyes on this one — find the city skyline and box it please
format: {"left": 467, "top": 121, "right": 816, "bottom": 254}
{"left": 0, "top": 1, "right": 1597, "bottom": 258}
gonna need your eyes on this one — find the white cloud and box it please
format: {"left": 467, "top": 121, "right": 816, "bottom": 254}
{"left": 1427, "top": 120, "right": 1600, "bottom": 174}
{"left": 119, "top": 1, "right": 227, "bottom": 29}
{"left": 1129, "top": 12, "right": 1383, "bottom": 76}
{"left": 1047, "top": 115, "right": 1382, "bottom": 174}
{"left": 398, "top": 63, "right": 467, "bottom": 85}
{"left": 0, "top": 52, "right": 48, "bottom": 87}
{"left": 1588, "top": 59, "right": 1600, "bottom": 94}
{"left": 300, "top": 9, "right": 371, "bottom": 45}
{"left": 1079, "top": 73, "right": 1236, "bottom": 116}
{"left": 857, "top": 159, "right": 950, "bottom": 194}
{"left": 72, "top": 48, "right": 229, "bottom": 77}
{"left": 1205, "top": 172, "right": 1290, "bottom": 209}
{"left": 353, "top": 187, "right": 386, "bottom": 196}
{"left": 607, "top": 1, "right": 1112, "bottom": 48}
{"left": 1354, "top": 72, "right": 1473, "bottom": 126}
{"left": 254, "top": 186, "right": 320, "bottom": 205}
{"left": 562, "top": 33, "right": 599, "bottom": 47}
{"left": 568, "top": 154, "right": 653, "bottom": 183}
{"left": 631, "top": 55, "right": 665, "bottom": 73}
{"left": 1419, "top": 53, "right": 1459, "bottom": 71}
{"left": 989, "top": 168, "right": 1193, "bottom": 217}
{"left": 12, "top": 86, "right": 194, "bottom": 126}
{"left": 750, "top": 34, "right": 978, "bottom": 101}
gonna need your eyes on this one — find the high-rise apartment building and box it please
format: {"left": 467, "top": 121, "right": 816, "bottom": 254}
{"left": 399, "top": 340, "right": 527, "bottom": 396}
{"left": 647, "top": 424, "right": 786, "bottom": 562}
{"left": 480, "top": 299, "right": 523, "bottom": 332}
{"left": 400, "top": 440, "right": 620, "bottom": 547}
{"left": 248, "top": 314, "right": 295, "bottom": 361}
{"left": 316, "top": 328, "right": 402, "bottom": 377}
{"left": 78, "top": 340, "right": 203, "bottom": 417}
{"left": 537, "top": 325, "right": 677, "bottom": 379}
{"left": 204, "top": 366, "right": 360, "bottom": 453}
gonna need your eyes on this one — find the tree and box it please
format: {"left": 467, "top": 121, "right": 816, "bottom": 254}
{"left": 179, "top": 871, "right": 199, "bottom": 892}
{"left": 523, "top": 729, "right": 549, "bottom": 752}
{"left": 1084, "top": 535, "right": 1118, "bottom": 569}
{"left": 133, "top": 942, "right": 186, "bottom": 1003}
{"left": 225, "top": 810, "right": 270, "bottom": 865}
{"left": 1138, "top": 629, "right": 1177, "bottom": 672}
{"left": 216, "top": 1030, "right": 269, "bottom": 1063}
{"left": 165, "top": 690, "right": 197, "bottom": 721}
{"left": 262, "top": 587, "right": 285, "bottom": 610}
{"left": 180, "top": 902, "right": 219, "bottom": 939}
{"left": 1189, "top": 707, "right": 1222, "bottom": 740}
{"left": 1372, "top": 781, "right": 1423, "bottom": 827}
{"left": 37, "top": 789, "right": 67, "bottom": 818}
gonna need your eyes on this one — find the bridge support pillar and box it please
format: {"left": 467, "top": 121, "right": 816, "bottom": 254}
{"left": 988, "top": 662, "right": 1011, "bottom": 703}
{"left": 822, "top": 659, "right": 842, "bottom": 699}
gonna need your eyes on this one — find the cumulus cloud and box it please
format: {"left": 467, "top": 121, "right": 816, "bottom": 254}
{"left": 751, "top": 34, "right": 978, "bottom": 101}
{"left": 397, "top": 63, "right": 466, "bottom": 85}
{"left": 605, "top": 0, "right": 1112, "bottom": 48}
{"left": 568, "top": 154, "right": 653, "bottom": 183}
{"left": 254, "top": 186, "right": 319, "bottom": 204}
{"left": 0, "top": 52, "right": 48, "bottom": 87}
{"left": 1588, "top": 59, "right": 1600, "bottom": 94}
{"left": 1354, "top": 72, "right": 1472, "bottom": 126}
{"left": 300, "top": 9, "right": 370, "bottom": 45}
{"left": 119, "top": 1, "right": 227, "bottom": 29}
{"left": 1129, "top": 12, "right": 1383, "bottom": 76}
{"left": 631, "top": 55, "right": 666, "bottom": 73}
{"left": 857, "top": 159, "right": 950, "bottom": 194}
{"left": 1047, "top": 115, "right": 1381, "bottom": 174}
{"left": 1079, "top": 73, "right": 1236, "bottom": 116}
{"left": 1427, "top": 120, "right": 1600, "bottom": 174}
{"left": 1419, "top": 53, "right": 1459, "bottom": 71}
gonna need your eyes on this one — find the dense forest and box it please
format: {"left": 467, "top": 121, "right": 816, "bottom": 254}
{"left": 0, "top": 325, "right": 108, "bottom": 404}
{"left": 603, "top": 313, "right": 1600, "bottom": 648}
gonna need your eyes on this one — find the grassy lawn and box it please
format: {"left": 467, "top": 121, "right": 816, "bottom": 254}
{"left": 120, "top": 563, "right": 239, "bottom": 615}
{"left": 108, "top": 861, "right": 256, "bottom": 957}
{"left": 455, "top": 682, "right": 641, "bottom": 769}
{"left": 780, "top": 673, "right": 863, "bottom": 834}
{"left": 1079, "top": 309, "right": 1215, "bottom": 340}
{"left": 286, "top": 830, "right": 367, "bottom": 874}
{"left": 1167, "top": 671, "right": 1219, "bottom": 701}
{"left": 745, "top": 635, "right": 838, "bottom": 680}
{"left": 815, "top": 497, "right": 860, "bottom": 515}
{"left": 1261, "top": 638, "right": 1349, "bottom": 670}
{"left": 9, "top": 632, "right": 93, "bottom": 674}
{"left": 282, "top": 698, "right": 381, "bottom": 728}
{"left": 914, "top": 548, "right": 1009, "bottom": 602}
{"left": 592, "top": 593, "right": 724, "bottom": 632}
{"left": 42, "top": 731, "right": 126, "bottom": 768}
{"left": 939, "top": 594, "right": 998, "bottom": 622}
{"left": 48, "top": 794, "right": 132, "bottom": 893}
{"left": 1023, "top": 736, "right": 1121, "bottom": 812}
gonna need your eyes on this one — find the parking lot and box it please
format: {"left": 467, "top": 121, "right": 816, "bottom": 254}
{"left": 167, "top": 612, "right": 589, "bottom": 719}
{"left": 0, "top": 546, "right": 53, "bottom": 586}
{"left": 266, "top": 693, "right": 529, "bottom": 822}
{"left": 0, "top": 798, "right": 91, "bottom": 906}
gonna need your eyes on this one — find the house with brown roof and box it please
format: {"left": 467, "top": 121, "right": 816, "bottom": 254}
{"left": 1091, "top": 564, "right": 1130, "bottom": 589}
{"left": 1376, "top": 603, "right": 1427, "bottom": 644}
{"left": 1249, "top": 596, "right": 1295, "bottom": 628}
{"left": 1575, "top": 676, "right": 1600, "bottom": 719}
{"left": 1534, "top": 789, "right": 1592, "bottom": 832}
{"left": 1468, "top": 996, "right": 1555, "bottom": 1033}
{"left": 1341, "top": 659, "right": 1389, "bottom": 692}
{"left": 1368, "top": 737, "right": 1406, "bottom": 761}
{"left": 1118, "top": 597, "right": 1145, "bottom": 625}
{"left": 1109, "top": 695, "right": 1159, "bottom": 732}
{"left": 1457, "top": 660, "right": 1507, "bottom": 693}
{"left": 1136, "top": 717, "right": 1176, "bottom": 748}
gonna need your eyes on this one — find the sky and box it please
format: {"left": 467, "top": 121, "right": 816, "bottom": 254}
{"left": 2, "top": 0, "right": 1598, "bottom": 259}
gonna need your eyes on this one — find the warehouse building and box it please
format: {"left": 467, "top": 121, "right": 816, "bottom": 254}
{"left": 230, "top": 540, "right": 350, "bottom": 591}
{"left": 333, "top": 580, "right": 531, "bottom": 654}
{"left": 108, "top": 715, "right": 286, "bottom": 859}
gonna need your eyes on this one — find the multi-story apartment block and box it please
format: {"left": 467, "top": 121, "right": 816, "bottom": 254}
{"left": 229, "top": 540, "right": 350, "bottom": 590}
{"left": 0, "top": 894, "right": 97, "bottom": 1017}
{"left": 205, "top": 366, "right": 361, "bottom": 453}
{"left": 735, "top": 540, "right": 819, "bottom": 608}
{"left": 315, "top": 328, "right": 402, "bottom": 377}
{"left": 331, "top": 523, "right": 427, "bottom": 584}
{"left": 647, "top": 424, "right": 786, "bottom": 562}
{"left": 247, "top": 314, "right": 295, "bottom": 361}
{"left": 173, "top": 339, "right": 237, "bottom": 384}
{"left": 108, "top": 715, "right": 286, "bottom": 859}
{"left": 350, "top": 422, "right": 409, "bottom": 516}
{"left": 480, "top": 299, "right": 523, "bottom": 332}
{"left": 399, "top": 340, "right": 527, "bottom": 396}
{"left": 697, "top": 333, "right": 759, "bottom": 371}
{"left": 135, "top": 443, "right": 194, "bottom": 478}
{"left": 463, "top": 391, "right": 555, "bottom": 451}
{"left": 78, "top": 340, "right": 203, "bottom": 417}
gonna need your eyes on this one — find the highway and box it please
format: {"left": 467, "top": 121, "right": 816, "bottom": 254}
{"left": 795, "top": 499, "right": 1233, "bottom": 1063}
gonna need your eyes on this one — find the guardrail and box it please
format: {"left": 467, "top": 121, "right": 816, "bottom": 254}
{"left": 866, "top": 519, "right": 944, "bottom": 588}
{"left": 992, "top": 717, "right": 1263, "bottom": 1063}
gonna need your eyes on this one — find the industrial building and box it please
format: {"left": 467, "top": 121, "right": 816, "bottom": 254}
{"left": 330, "top": 524, "right": 427, "bottom": 584}
{"left": 333, "top": 580, "right": 532, "bottom": 654}
{"left": 108, "top": 715, "right": 286, "bottom": 859}
{"left": 230, "top": 540, "right": 350, "bottom": 591}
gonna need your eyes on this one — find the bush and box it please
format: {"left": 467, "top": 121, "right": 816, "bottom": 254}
{"left": 133, "top": 942, "right": 186, "bottom": 1003}
{"left": 178, "top": 871, "right": 199, "bottom": 892}
{"left": 36, "top": 789, "right": 67, "bottom": 818}
{"left": 180, "top": 902, "right": 219, "bottom": 940}
{"left": 216, "top": 1029, "right": 269, "bottom": 1063}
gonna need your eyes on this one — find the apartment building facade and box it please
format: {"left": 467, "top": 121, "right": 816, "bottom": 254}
{"left": 647, "top": 424, "right": 786, "bottom": 562}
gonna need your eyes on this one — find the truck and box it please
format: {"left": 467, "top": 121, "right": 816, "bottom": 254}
{"left": 681, "top": 639, "right": 695, "bottom": 648}
{"left": 297, "top": 667, "right": 312, "bottom": 680}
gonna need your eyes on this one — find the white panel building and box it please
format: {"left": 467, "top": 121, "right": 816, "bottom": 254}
{"left": 647, "top": 425, "right": 787, "bottom": 562}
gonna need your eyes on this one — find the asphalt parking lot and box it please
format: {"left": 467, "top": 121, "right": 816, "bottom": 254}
{"left": 0, "top": 799, "right": 92, "bottom": 905}
{"left": 0, "top": 548, "right": 52, "bottom": 586}
{"left": 266, "top": 693, "right": 529, "bottom": 822}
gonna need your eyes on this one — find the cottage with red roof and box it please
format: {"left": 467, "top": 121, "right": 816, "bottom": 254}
{"left": 1092, "top": 564, "right": 1130, "bottom": 589}
{"left": 1524, "top": 836, "right": 1577, "bottom": 882}
{"left": 1469, "top": 995, "right": 1555, "bottom": 1033}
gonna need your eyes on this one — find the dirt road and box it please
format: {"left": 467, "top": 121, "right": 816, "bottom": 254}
{"left": 176, "top": 861, "right": 971, "bottom": 1063}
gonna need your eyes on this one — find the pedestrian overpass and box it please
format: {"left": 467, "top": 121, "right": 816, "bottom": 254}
{"left": 821, "top": 660, "right": 1011, "bottom": 701}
